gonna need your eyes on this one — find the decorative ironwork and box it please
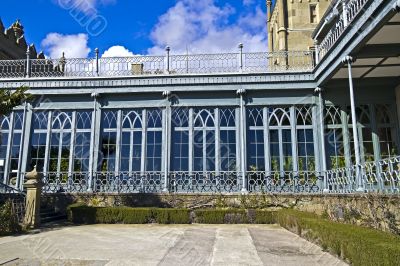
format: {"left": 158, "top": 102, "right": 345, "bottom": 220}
{"left": 0, "top": 51, "right": 314, "bottom": 79}
{"left": 42, "top": 172, "right": 90, "bottom": 193}
{"left": 93, "top": 172, "right": 163, "bottom": 193}
{"left": 247, "top": 171, "right": 323, "bottom": 193}
{"left": 0, "top": 59, "right": 26, "bottom": 78}
{"left": 169, "top": 171, "right": 239, "bottom": 193}
{"left": 0, "top": 183, "right": 26, "bottom": 223}
{"left": 318, "top": 0, "right": 370, "bottom": 61}
{"left": 327, "top": 156, "right": 400, "bottom": 193}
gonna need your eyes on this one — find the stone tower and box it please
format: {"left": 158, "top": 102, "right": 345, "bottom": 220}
{"left": 0, "top": 19, "right": 44, "bottom": 60}
{"left": 267, "top": 0, "right": 332, "bottom": 52}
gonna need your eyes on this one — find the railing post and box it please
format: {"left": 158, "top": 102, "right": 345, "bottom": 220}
{"left": 237, "top": 88, "right": 248, "bottom": 194}
{"left": 238, "top": 43, "right": 244, "bottom": 73}
{"left": 342, "top": 55, "right": 364, "bottom": 192}
{"left": 342, "top": 0, "right": 349, "bottom": 27}
{"left": 95, "top": 48, "right": 100, "bottom": 76}
{"left": 314, "top": 40, "right": 320, "bottom": 65}
{"left": 60, "top": 52, "right": 66, "bottom": 74}
{"left": 165, "top": 46, "right": 171, "bottom": 74}
{"left": 25, "top": 46, "right": 30, "bottom": 78}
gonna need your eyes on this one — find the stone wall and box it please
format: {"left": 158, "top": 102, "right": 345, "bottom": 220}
{"left": 41, "top": 193, "right": 400, "bottom": 235}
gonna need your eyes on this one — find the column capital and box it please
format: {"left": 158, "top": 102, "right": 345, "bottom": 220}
{"left": 342, "top": 55, "right": 355, "bottom": 64}
{"left": 91, "top": 92, "right": 100, "bottom": 98}
{"left": 236, "top": 88, "right": 247, "bottom": 96}
{"left": 393, "top": 0, "right": 400, "bottom": 12}
{"left": 162, "top": 90, "right": 172, "bottom": 98}
{"left": 314, "top": 87, "right": 324, "bottom": 94}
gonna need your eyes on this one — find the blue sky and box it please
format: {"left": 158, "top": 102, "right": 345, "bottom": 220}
{"left": 0, "top": 0, "right": 270, "bottom": 58}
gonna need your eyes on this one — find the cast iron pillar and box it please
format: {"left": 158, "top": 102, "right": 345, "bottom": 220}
{"left": 237, "top": 88, "right": 248, "bottom": 194}
{"left": 342, "top": 55, "right": 364, "bottom": 192}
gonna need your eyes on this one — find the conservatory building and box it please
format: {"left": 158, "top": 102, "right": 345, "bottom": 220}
{"left": 1, "top": 0, "right": 400, "bottom": 194}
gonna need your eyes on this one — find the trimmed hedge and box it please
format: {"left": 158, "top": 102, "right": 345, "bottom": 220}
{"left": 67, "top": 204, "right": 190, "bottom": 224}
{"left": 276, "top": 209, "right": 400, "bottom": 266}
{"left": 194, "top": 209, "right": 248, "bottom": 224}
{"left": 153, "top": 208, "right": 191, "bottom": 224}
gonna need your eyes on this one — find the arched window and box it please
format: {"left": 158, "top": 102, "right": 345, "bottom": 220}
{"left": 146, "top": 109, "right": 163, "bottom": 172}
{"left": 247, "top": 108, "right": 265, "bottom": 171}
{"left": 219, "top": 109, "right": 236, "bottom": 172}
{"left": 0, "top": 115, "right": 10, "bottom": 183}
{"left": 347, "top": 105, "right": 373, "bottom": 163}
{"left": 269, "top": 107, "right": 292, "bottom": 172}
{"left": 171, "top": 109, "right": 189, "bottom": 171}
{"left": 31, "top": 112, "right": 49, "bottom": 171}
{"left": 193, "top": 109, "right": 216, "bottom": 171}
{"left": 296, "top": 106, "right": 315, "bottom": 171}
{"left": 73, "top": 112, "right": 92, "bottom": 172}
{"left": 171, "top": 107, "right": 237, "bottom": 173}
{"left": 121, "top": 110, "right": 143, "bottom": 172}
{"left": 49, "top": 112, "right": 73, "bottom": 173}
{"left": 376, "top": 105, "right": 396, "bottom": 159}
{"left": 31, "top": 111, "right": 93, "bottom": 174}
{"left": 324, "top": 106, "right": 345, "bottom": 169}
{"left": 0, "top": 112, "right": 24, "bottom": 186}
{"left": 100, "top": 109, "right": 163, "bottom": 173}
{"left": 100, "top": 111, "right": 117, "bottom": 172}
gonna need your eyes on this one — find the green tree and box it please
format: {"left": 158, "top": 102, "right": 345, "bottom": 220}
{"left": 0, "top": 86, "right": 33, "bottom": 116}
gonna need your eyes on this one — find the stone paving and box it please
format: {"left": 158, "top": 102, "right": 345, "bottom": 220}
{"left": 0, "top": 224, "right": 347, "bottom": 266}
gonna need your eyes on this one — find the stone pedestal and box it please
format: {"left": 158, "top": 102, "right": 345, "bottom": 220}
{"left": 23, "top": 166, "right": 43, "bottom": 229}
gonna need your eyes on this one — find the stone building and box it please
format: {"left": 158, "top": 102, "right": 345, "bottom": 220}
{"left": 0, "top": 19, "right": 43, "bottom": 60}
{"left": 267, "top": 0, "right": 332, "bottom": 52}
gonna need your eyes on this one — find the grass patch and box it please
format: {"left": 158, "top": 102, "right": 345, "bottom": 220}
{"left": 194, "top": 209, "right": 249, "bottom": 224}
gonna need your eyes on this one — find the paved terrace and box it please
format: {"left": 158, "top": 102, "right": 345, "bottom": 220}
{"left": 0, "top": 224, "right": 346, "bottom": 266}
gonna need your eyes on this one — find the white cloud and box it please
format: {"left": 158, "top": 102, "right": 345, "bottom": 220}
{"left": 148, "top": 0, "right": 267, "bottom": 55}
{"left": 102, "top": 45, "right": 135, "bottom": 57}
{"left": 41, "top": 33, "right": 91, "bottom": 58}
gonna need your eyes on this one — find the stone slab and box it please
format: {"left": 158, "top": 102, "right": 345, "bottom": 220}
{"left": 0, "top": 224, "right": 347, "bottom": 266}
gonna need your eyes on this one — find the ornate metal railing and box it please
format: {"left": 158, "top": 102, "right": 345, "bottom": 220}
{"left": 22, "top": 157, "right": 400, "bottom": 194}
{"left": 317, "top": 0, "right": 370, "bottom": 62}
{"left": 93, "top": 172, "right": 164, "bottom": 193}
{"left": 0, "top": 182, "right": 26, "bottom": 223}
{"left": 42, "top": 172, "right": 91, "bottom": 193}
{"left": 169, "top": 171, "right": 240, "bottom": 193}
{"left": 247, "top": 171, "right": 323, "bottom": 193}
{"left": 0, "top": 50, "right": 314, "bottom": 79}
{"left": 327, "top": 156, "right": 400, "bottom": 193}
{"left": 0, "top": 59, "right": 26, "bottom": 78}
{"left": 326, "top": 166, "right": 358, "bottom": 193}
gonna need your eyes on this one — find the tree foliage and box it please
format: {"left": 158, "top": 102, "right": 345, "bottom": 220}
{"left": 0, "top": 86, "right": 33, "bottom": 116}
